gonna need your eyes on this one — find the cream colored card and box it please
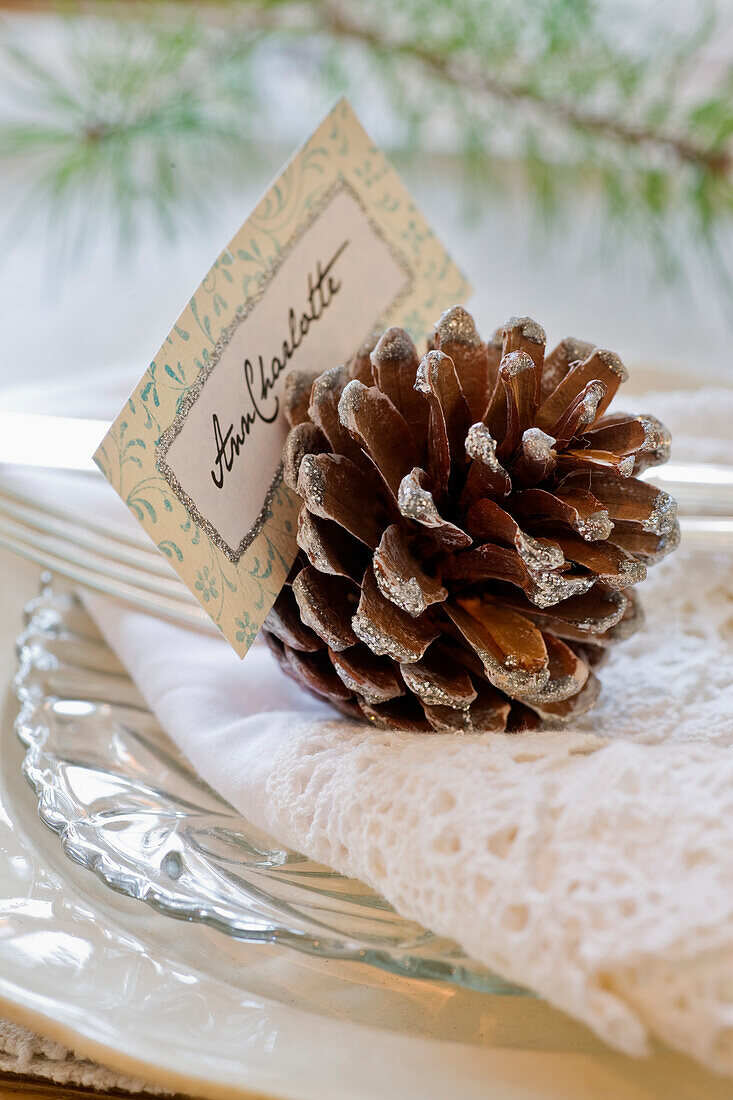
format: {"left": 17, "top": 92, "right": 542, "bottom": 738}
{"left": 95, "top": 98, "right": 471, "bottom": 656}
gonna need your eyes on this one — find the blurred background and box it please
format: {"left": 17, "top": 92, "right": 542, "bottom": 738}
{"left": 1, "top": 0, "right": 732, "bottom": 418}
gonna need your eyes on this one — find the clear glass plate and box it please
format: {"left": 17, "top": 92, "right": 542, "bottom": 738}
{"left": 13, "top": 586, "right": 526, "bottom": 997}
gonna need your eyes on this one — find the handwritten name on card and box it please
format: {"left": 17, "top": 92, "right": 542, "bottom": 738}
{"left": 157, "top": 184, "right": 410, "bottom": 561}
{"left": 209, "top": 239, "right": 349, "bottom": 493}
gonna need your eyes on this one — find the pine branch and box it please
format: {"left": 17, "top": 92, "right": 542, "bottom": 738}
{"left": 319, "top": 1, "right": 732, "bottom": 179}
{"left": 1, "top": 0, "right": 732, "bottom": 290}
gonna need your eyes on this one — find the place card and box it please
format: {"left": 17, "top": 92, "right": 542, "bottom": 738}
{"left": 95, "top": 98, "right": 470, "bottom": 655}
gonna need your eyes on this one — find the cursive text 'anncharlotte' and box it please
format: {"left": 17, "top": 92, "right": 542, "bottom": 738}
{"left": 210, "top": 240, "right": 348, "bottom": 490}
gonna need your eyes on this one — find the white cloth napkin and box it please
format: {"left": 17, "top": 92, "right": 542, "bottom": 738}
{"left": 24, "top": 386, "right": 733, "bottom": 1075}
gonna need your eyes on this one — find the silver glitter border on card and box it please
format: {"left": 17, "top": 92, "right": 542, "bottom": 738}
{"left": 156, "top": 178, "right": 414, "bottom": 563}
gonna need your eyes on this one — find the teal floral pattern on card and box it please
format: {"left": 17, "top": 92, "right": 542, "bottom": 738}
{"left": 94, "top": 98, "right": 470, "bottom": 658}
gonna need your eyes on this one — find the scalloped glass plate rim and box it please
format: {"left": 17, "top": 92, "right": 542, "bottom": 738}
{"left": 12, "top": 587, "right": 525, "bottom": 997}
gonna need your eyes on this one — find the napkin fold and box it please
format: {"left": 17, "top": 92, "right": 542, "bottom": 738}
{"left": 61, "top": 387, "right": 733, "bottom": 1075}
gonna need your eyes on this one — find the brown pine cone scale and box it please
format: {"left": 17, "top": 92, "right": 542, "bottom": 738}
{"left": 263, "top": 308, "right": 677, "bottom": 733}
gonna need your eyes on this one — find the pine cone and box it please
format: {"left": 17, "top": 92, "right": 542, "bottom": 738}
{"left": 263, "top": 308, "right": 677, "bottom": 732}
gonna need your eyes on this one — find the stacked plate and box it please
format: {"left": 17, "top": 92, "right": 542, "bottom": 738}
{"left": 4, "top": 583, "right": 731, "bottom": 1098}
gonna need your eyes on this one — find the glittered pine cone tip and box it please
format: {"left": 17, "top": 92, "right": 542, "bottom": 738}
{"left": 263, "top": 308, "right": 677, "bottom": 733}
